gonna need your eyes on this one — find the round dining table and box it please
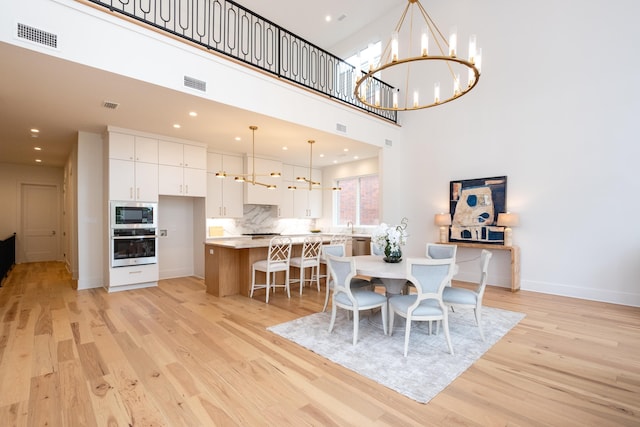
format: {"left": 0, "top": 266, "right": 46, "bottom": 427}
{"left": 354, "top": 255, "right": 409, "bottom": 296}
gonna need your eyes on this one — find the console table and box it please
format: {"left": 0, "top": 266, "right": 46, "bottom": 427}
{"left": 440, "top": 242, "right": 520, "bottom": 292}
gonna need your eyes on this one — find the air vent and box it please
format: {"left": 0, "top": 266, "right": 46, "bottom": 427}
{"left": 17, "top": 23, "right": 57, "bottom": 49}
{"left": 337, "top": 14, "right": 347, "bottom": 22}
{"left": 336, "top": 123, "right": 347, "bottom": 133}
{"left": 184, "top": 76, "right": 207, "bottom": 92}
{"left": 102, "top": 101, "right": 120, "bottom": 110}
{"left": 385, "top": 139, "right": 393, "bottom": 147}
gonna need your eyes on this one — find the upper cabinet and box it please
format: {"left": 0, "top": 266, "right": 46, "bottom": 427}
{"left": 206, "top": 153, "right": 244, "bottom": 218}
{"left": 243, "top": 156, "right": 282, "bottom": 205}
{"left": 158, "top": 140, "right": 207, "bottom": 197}
{"left": 107, "top": 132, "right": 158, "bottom": 202}
{"left": 278, "top": 164, "right": 322, "bottom": 218}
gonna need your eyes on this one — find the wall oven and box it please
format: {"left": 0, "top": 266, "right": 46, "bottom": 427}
{"left": 111, "top": 228, "right": 157, "bottom": 267}
{"left": 111, "top": 201, "right": 157, "bottom": 228}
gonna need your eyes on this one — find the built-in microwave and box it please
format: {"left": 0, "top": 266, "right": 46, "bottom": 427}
{"left": 111, "top": 201, "right": 157, "bottom": 228}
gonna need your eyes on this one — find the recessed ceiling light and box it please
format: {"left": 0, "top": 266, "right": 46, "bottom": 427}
{"left": 333, "top": 160, "right": 338, "bottom": 164}
{"left": 34, "top": 147, "right": 42, "bottom": 151}
{"left": 35, "top": 159, "right": 42, "bottom": 163}
{"left": 30, "top": 128, "right": 39, "bottom": 133}
{"left": 282, "top": 146, "right": 288, "bottom": 150}
{"left": 343, "top": 148, "right": 349, "bottom": 152}
{"left": 173, "top": 124, "right": 181, "bottom": 129}
{"left": 235, "top": 136, "right": 241, "bottom": 141}
{"left": 319, "top": 153, "right": 325, "bottom": 157}
{"left": 189, "top": 111, "right": 197, "bottom": 117}
{"left": 325, "top": 15, "right": 332, "bottom": 22}
{"left": 353, "top": 156, "right": 359, "bottom": 160}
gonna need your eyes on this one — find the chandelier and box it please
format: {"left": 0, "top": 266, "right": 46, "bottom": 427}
{"left": 215, "top": 125, "right": 280, "bottom": 189}
{"left": 288, "top": 140, "right": 341, "bottom": 191}
{"left": 354, "top": 0, "right": 482, "bottom": 111}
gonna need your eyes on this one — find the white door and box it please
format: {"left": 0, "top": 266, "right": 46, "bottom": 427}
{"left": 21, "top": 184, "right": 60, "bottom": 262}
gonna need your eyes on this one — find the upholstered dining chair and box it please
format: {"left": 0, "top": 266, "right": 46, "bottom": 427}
{"left": 250, "top": 236, "right": 292, "bottom": 304}
{"left": 316, "top": 233, "right": 351, "bottom": 286}
{"left": 388, "top": 257, "right": 457, "bottom": 356}
{"left": 442, "top": 249, "right": 493, "bottom": 341}
{"left": 321, "top": 244, "right": 371, "bottom": 312}
{"left": 326, "top": 255, "right": 388, "bottom": 345}
{"left": 425, "top": 243, "right": 458, "bottom": 287}
{"left": 370, "top": 241, "right": 384, "bottom": 256}
{"left": 290, "top": 235, "right": 323, "bottom": 295}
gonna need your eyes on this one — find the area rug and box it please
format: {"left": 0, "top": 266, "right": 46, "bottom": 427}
{"left": 268, "top": 307, "right": 525, "bottom": 403}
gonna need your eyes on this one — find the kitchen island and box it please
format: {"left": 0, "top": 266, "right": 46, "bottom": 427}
{"left": 204, "top": 235, "right": 328, "bottom": 297}
{"left": 204, "top": 233, "right": 373, "bottom": 297}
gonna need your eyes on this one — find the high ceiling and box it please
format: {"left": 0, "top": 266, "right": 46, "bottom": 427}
{"left": 0, "top": 0, "right": 405, "bottom": 168}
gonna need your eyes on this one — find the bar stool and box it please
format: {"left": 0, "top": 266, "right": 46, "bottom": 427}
{"left": 250, "top": 236, "right": 292, "bottom": 303}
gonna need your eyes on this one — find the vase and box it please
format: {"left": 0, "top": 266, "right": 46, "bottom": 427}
{"left": 383, "top": 245, "right": 402, "bottom": 263}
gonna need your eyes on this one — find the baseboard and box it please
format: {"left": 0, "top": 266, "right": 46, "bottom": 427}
{"left": 522, "top": 280, "right": 640, "bottom": 307}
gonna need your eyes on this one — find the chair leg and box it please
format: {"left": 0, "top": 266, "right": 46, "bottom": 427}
{"left": 250, "top": 267, "right": 256, "bottom": 298}
{"left": 443, "top": 314, "right": 454, "bottom": 355}
{"left": 403, "top": 316, "right": 412, "bottom": 357}
{"left": 322, "top": 277, "right": 331, "bottom": 312}
{"left": 475, "top": 307, "right": 485, "bottom": 341}
{"left": 328, "top": 304, "right": 338, "bottom": 333}
{"left": 314, "top": 265, "right": 320, "bottom": 291}
{"left": 265, "top": 269, "right": 271, "bottom": 304}
{"left": 352, "top": 310, "right": 359, "bottom": 345}
{"left": 285, "top": 269, "right": 291, "bottom": 299}
{"left": 389, "top": 309, "right": 395, "bottom": 336}
{"left": 299, "top": 266, "right": 305, "bottom": 295}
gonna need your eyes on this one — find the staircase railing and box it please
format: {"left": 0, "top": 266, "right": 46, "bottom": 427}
{"left": 0, "top": 233, "right": 16, "bottom": 286}
{"left": 81, "top": 0, "right": 397, "bottom": 123}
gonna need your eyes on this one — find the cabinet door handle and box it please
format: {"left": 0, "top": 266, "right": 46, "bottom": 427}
{"left": 185, "top": 184, "right": 189, "bottom": 194}
{"left": 130, "top": 187, "right": 133, "bottom": 199}
{"left": 223, "top": 207, "right": 226, "bottom": 216}
{"left": 136, "top": 188, "right": 140, "bottom": 199}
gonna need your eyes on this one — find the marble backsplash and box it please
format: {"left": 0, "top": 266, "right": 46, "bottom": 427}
{"left": 206, "top": 204, "right": 316, "bottom": 236}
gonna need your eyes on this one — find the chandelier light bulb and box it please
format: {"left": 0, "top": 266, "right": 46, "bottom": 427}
{"left": 391, "top": 31, "right": 399, "bottom": 62}
{"left": 449, "top": 26, "right": 457, "bottom": 57}
{"left": 434, "top": 82, "right": 440, "bottom": 104}
{"left": 421, "top": 26, "right": 429, "bottom": 56}
{"left": 454, "top": 74, "right": 461, "bottom": 96}
{"left": 468, "top": 34, "right": 477, "bottom": 63}
{"left": 375, "top": 89, "right": 381, "bottom": 107}
{"left": 413, "top": 91, "right": 419, "bottom": 108}
{"left": 393, "top": 90, "right": 399, "bottom": 109}
{"left": 475, "top": 48, "right": 483, "bottom": 73}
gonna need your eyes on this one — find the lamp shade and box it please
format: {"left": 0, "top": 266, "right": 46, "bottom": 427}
{"left": 497, "top": 212, "right": 520, "bottom": 227}
{"left": 434, "top": 213, "right": 452, "bottom": 226}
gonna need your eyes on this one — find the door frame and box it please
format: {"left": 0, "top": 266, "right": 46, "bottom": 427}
{"left": 17, "top": 182, "right": 62, "bottom": 263}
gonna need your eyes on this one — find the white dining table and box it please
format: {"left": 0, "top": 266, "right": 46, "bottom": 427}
{"left": 354, "top": 255, "right": 409, "bottom": 296}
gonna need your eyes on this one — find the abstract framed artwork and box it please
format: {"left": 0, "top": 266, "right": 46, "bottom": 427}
{"left": 449, "top": 176, "right": 507, "bottom": 245}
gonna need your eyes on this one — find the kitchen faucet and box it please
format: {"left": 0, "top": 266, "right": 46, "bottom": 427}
{"left": 346, "top": 221, "right": 354, "bottom": 234}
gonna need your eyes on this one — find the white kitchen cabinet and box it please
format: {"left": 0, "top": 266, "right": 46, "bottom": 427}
{"left": 159, "top": 140, "right": 207, "bottom": 169}
{"left": 158, "top": 165, "right": 206, "bottom": 197}
{"left": 158, "top": 141, "right": 207, "bottom": 197}
{"left": 291, "top": 165, "right": 322, "bottom": 218}
{"left": 109, "top": 133, "right": 158, "bottom": 163}
{"left": 206, "top": 153, "right": 244, "bottom": 218}
{"left": 243, "top": 156, "right": 282, "bottom": 205}
{"left": 108, "top": 132, "right": 159, "bottom": 202}
{"left": 109, "top": 159, "right": 159, "bottom": 202}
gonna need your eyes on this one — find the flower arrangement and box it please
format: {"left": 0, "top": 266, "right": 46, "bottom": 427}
{"left": 372, "top": 217, "right": 408, "bottom": 261}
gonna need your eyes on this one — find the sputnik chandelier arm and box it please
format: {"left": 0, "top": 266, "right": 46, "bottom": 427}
{"left": 214, "top": 125, "right": 279, "bottom": 189}
{"left": 354, "top": 0, "right": 482, "bottom": 112}
{"left": 289, "top": 140, "right": 341, "bottom": 192}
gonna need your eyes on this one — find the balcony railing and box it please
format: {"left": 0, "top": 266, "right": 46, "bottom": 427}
{"left": 83, "top": 0, "right": 397, "bottom": 123}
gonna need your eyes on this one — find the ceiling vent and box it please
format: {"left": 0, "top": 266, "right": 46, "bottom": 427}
{"left": 17, "top": 23, "right": 58, "bottom": 49}
{"left": 102, "top": 101, "right": 120, "bottom": 110}
{"left": 336, "top": 123, "right": 347, "bottom": 133}
{"left": 184, "top": 76, "right": 207, "bottom": 92}
{"left": 385, "top": 139, "right": 393, "bottom": 147}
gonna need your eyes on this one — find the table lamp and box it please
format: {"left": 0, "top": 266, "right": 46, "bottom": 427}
{"left": 497, "top": 212, "right": 520, "bottom": 247}
{"left": 434, "top": 213, "right": 452, "bottom": 243}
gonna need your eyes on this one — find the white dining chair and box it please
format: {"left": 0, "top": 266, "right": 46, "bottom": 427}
{"left": 443, "top": 249, "right": 493, "bottom": 341}
{"left": 250, "top": 236, "right": 292, "bottom": 304}
{"left": 321, "top": 244, "right": 371, "bottom": 312}
{"left": 326, "top": 254, "right": 388, "bottom": 345}
{"left": 370, "top": 241, "right": 384, "bottom": 256}
{"left": 290, "top": 235, "right": 323, "bottom": 295}
{"left": 389, "top": 257, "right": 457, "bottom": 356}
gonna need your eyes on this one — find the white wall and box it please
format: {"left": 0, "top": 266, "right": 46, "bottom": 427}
{"left": 374, "top": 0, "right": 640, "bottom": 305}
{"left": 158, "top": 196, "right": 197, "bottom": 279}
{"left": 76, "top": 131, "right": 104, "bottom": 290}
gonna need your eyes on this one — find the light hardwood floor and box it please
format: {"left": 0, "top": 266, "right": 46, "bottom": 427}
{"left": 0, "top": 262, "right": 638, "bottom": 426}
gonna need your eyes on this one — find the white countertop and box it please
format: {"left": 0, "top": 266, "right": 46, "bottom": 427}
{"left": 204, "top": 233, "right": 371, "bottom": 249}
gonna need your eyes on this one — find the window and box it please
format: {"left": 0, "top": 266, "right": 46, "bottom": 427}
{"left": 334, "top": 174, "right": 379, "bottom": 226}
